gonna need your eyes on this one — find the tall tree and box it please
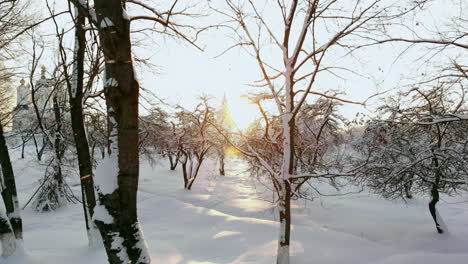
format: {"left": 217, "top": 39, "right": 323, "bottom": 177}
{"left": 70, "top": 1, "right": 150, "bottom": 262}
{"left": 218, "top": 1, "right": 428, "bottom": 262}
{"left": 51, "top": 4, "right": 101, "bottom": 245}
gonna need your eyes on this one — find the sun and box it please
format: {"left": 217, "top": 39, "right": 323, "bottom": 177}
{"left": 227, "top": 97, "right": 259, "bottom": 131}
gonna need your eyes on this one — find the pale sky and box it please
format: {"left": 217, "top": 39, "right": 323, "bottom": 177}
{"left": 17, "top": 0, "right": 465, "bottom": 127}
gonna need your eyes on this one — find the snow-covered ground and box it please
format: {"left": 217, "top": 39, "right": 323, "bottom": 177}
{"left": 3, "top": 147, "right": 468, "bottom": 264}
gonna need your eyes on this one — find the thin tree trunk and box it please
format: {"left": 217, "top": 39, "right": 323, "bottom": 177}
{"left": 52, "top": 96, "right": 66, "bottom": 207}
{"left": 32, "top": 133, "right": 41, "bottom": 161}
{"left": 38, "top": 135, "right": 47, "bottom": 161}
{"left": 428, "top": 183, "right": 445, "bottom": 233}
{"left": 20, "top": 135, "right": 26, "bottom": 159}
{"left": 277, "top": 64, "right": 295, "bottom": 263}
{"left": 219, "top": 150, "right": 225, "bottom": 176}
{"left": 429, "top": 150, "right": 447, "bottom": 234}
{"left": 169, "top": 155, "right": 179, "bottom": 170}
{"left": 187, "top": 154, "right": 205, "bottom": 190}
{"left": 182, "top": 160, "right": 188, "bottom": 188}
{"left": 0, "top": 122, "right": 22, "bottom": 240}
{"left": 168, "top": 155, "right": 174, "bottom": 169}
{"left": 404, "top": 178, "right": 413, "bottom": 199}
{"left": 65, "top": 7, "right": 99, "bottom": 246}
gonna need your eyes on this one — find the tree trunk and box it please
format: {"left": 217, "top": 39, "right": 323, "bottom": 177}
{"left": 428, "top": 183, "right": 445, "bottom": 234}
{"left": 404, "top": 177, "right": 413, "bottom": 199}
{"left": 0, "top": 196, "right": 15, "bottom": 257}
{"left": 90, "top": 1, "right": 150, "bottom": 262}
{"left": 66, "top": 7, "right": 99, "bottom": 246}
{"left": 0, "top": 122, "right": 22, "bottom": 241}
{"left": 52, "top": 96, "right": 66, "bottom": 207}
{"left": 429, "top": 151, "right": 447, "bottom": 234}
{"left": 277, "top": 181, "right": 291, "bottom": 264}
{"left": 32, "top": 133, "right": 41, "bottom": 161}
{"left": 276, "top": 65, "right": 295, "bottom": 263}
{"left": 219, "top": 150, "right": 225, "bottom": 176}
{"left": 169, "top": 155, "right": 179, "bottom": 170}
{"left": 20, "top": 135, "right": 26, "bottom": 159}
{"left": 276, "top": 49, "right": 296, "bottom": 260}
{"left": 187, "top": 155, "right": 205, "bottom": 190}
{"left": 182, "top": 160, "right": 189, "bottom": 188}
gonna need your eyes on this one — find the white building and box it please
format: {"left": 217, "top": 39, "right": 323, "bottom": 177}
{"left": 13, "top": 66, "right": 53, "bottom": 132}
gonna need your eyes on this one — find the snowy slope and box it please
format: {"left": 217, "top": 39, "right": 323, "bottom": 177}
{"left": 3, "top": 148, "right": 468, "bottom": 264}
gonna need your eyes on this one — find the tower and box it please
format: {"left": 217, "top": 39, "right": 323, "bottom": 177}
{"left": 13, "top": 66, "right": 53, "bottom": 132}
{"left": 35, "top": 65, "right": 52, "bottom": 111}
{"left": 13, "top": 79, "right": 31, "bottom": 131}
{"left": 16, "top": 79, "right": 30, "bottom": 110}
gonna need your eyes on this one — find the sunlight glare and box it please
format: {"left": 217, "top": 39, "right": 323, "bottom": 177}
{"left": 227, "top": 97, "right": 259, "bottom": 131}
{"left": 224, "top": 146, "right": 240, "bottom": 157}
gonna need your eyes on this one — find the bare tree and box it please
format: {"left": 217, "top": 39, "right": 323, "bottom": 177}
{"left": 355, "top": 82, "right": 468, "bottom": 234}
{"left": 216, "top": 1, "right": 428, "bottom": 262}
{"left": 0, "top": 0, "right": 42, "bottom": 256}
{"left": 177, "top": 98, "right": 214, "bottom": 190}
{"left": 47, "top": 3, "right": 103, "bottom": 245}
{"left": 66, "top": 0, "right": 150, "bottom": 262}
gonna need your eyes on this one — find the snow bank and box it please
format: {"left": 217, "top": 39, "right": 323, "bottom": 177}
{"left": 6, "top": 150, "right": 468, "bottom": 264}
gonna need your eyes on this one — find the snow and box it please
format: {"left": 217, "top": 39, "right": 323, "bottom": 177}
{"left": 122, "top": 9, "right": 130, "bottom": 21}
{"left": 93, "top": 106, "right": 119, "bottom": 195}
{"left": 92, "top": 204, "right": 112, "bottom": 224}
{"left": 4, "top": 146, "right": 468, "bottom": 264}
{"left": 105, "top": 78, "right": 118, "bottom": 88}
{"left": 100, "top": 18, "right": 114, "bottom": 29}
{"left": 93, "top": 156, "right": 118, "bottom": 195}
{"left": 110, "top": 232, "right": 129, "bottom": 263}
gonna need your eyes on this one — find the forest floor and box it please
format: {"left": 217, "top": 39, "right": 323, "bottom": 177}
{"left": 3, "top": 148, "right": 468, "bottom": 264}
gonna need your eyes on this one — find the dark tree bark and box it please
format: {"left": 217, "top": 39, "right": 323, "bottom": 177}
{"left": 168, "top": 154, "right": 179, "bottom": 170}
{"left": 181, "top": 154, "right": 189, "bottom": 188}
{"left": 79, "top": 0, "right": 150, "bottom": 262}
{"left": 429, "top": 152, "right": 446, "bottom": 234}
{"left": 429, "top": 182, "right": 444, "bottom": 233}
{"left": 404, "top": 179, "right": 413, "bottom": 199}
{"left": 0, "top": 201, "right": 15, "bottom": 257}
{"left": 180, "top": 150, "right": 205, "bottom": 190}
{"left": 20, "top": 135, "right": 27, "bottom": 159}
{"left": 64, "top": 8, "right": 98, "bottom": 245}
{"left": 0, "top": 122, "right": 22, "bottom": 240}
{"left": 186, "top": 152, "right": 207, "bottom": 190}
{"left": 219, "top": 150, "right": 225, "bottom": 176}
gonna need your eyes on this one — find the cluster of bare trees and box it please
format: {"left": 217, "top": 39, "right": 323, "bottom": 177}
{"left": 210, "top": 1, "right": 440, "bottom": 263}
{"left": 0, "top": 0, "right": 36, "bottom": 257}
{"left": 354, "top": 85, "right": 468, "bottom": 234}
{"left": 140, "top": 96, "right": 232, "bottom": 190}
{"left": 0, "top": 0, "right": 203, "bottom": 262}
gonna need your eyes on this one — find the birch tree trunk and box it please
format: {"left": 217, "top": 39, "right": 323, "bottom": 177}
{"left": 277, "top": 62, "right": 295, "bottom": 263}
{"left": 52, "top": 95, "right": 66, "bottom": 207}
{"left": 277, "top": 180, "right": 291, "bottom": 264}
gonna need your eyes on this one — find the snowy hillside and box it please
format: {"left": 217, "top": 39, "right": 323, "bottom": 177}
{"left": 3, "top": 147, "right": 468, "bottom": 264}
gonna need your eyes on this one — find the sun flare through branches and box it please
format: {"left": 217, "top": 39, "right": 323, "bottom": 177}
{"left": 225, "top": 97, "right": 259, "bottom": 131}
